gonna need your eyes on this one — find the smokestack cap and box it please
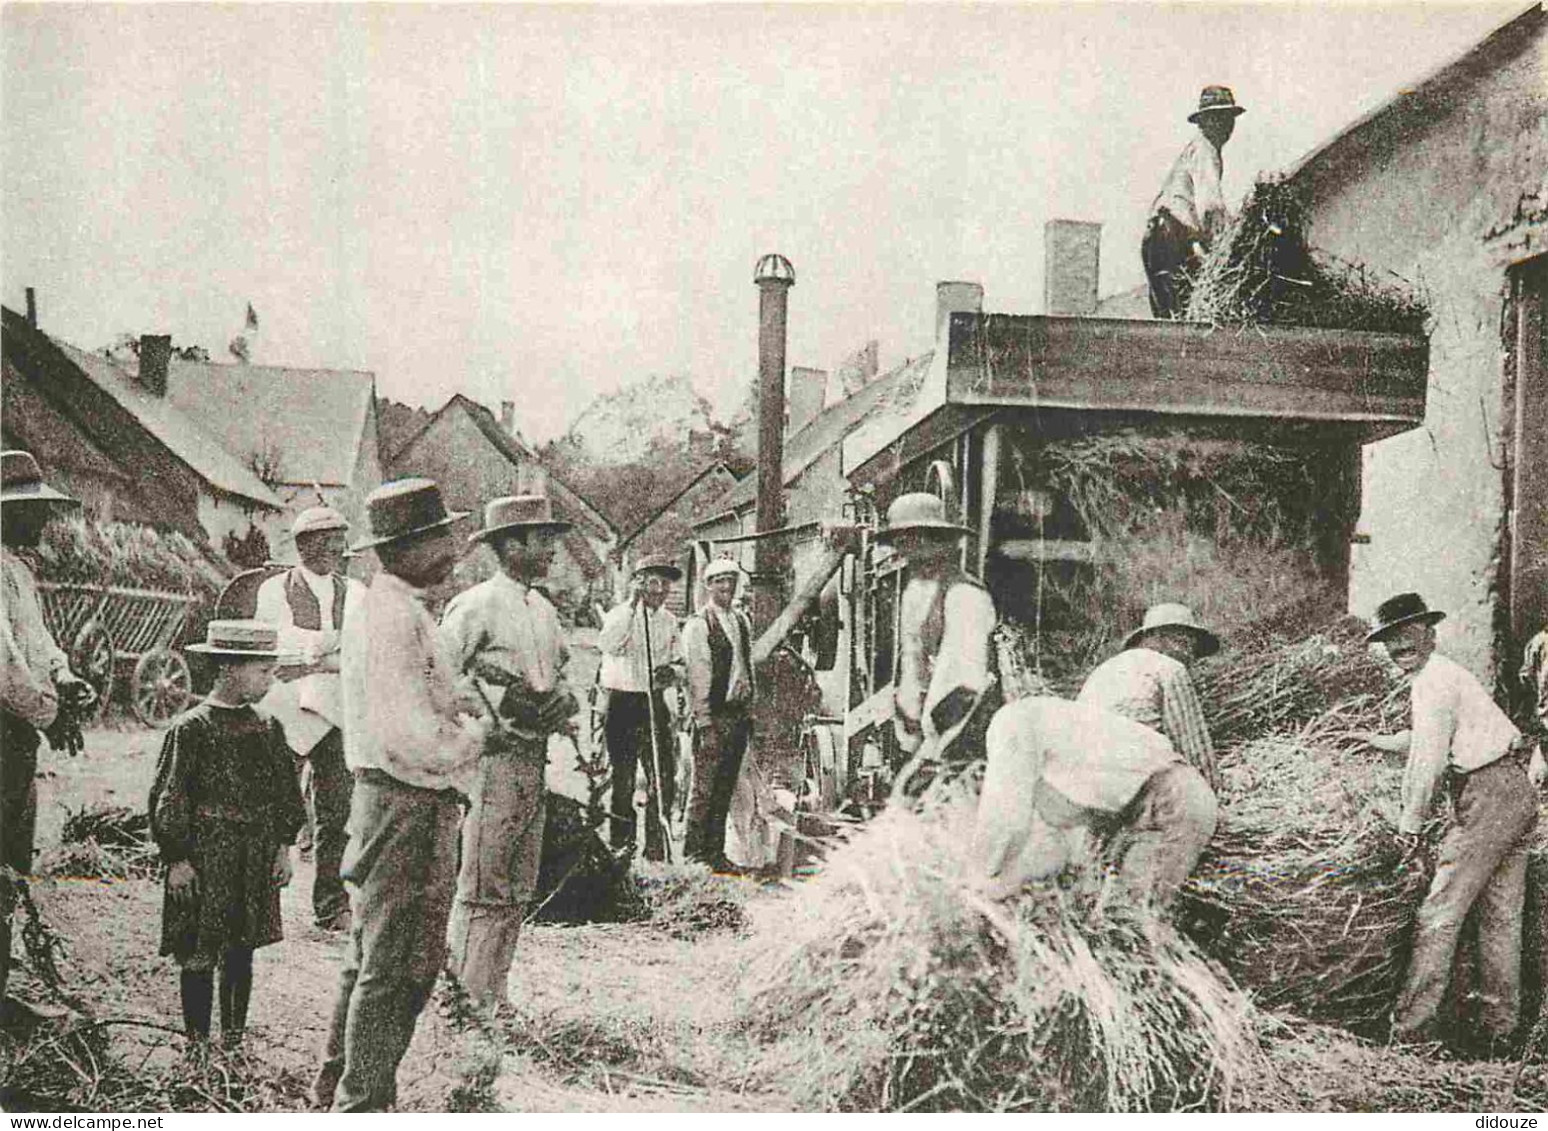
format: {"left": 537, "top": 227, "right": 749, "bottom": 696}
{"left": 754, "top": 253, "right": 795, "bottom": 286}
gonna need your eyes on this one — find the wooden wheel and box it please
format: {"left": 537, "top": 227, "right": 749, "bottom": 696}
{"left": 69, "top": 620, "right": 115, "bottom": 721}
{"left": 131, "top": 648, "right": 192, "bottom": 728}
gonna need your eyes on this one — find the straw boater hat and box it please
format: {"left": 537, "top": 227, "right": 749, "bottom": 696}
{"left": 0, "top": 450, "right": 78, "bottom": 507}
{"left": 350, "top": 479, "right": 467, "bottom": 552}
{"left": 633, "top": 553, "right": 683, "bottom": 581}
{"left": 292, "top": 506, "right": 349, "bottom": 539}
{"left": 1125, "top": 602, "right": 1221, "bottom": 658}
{"left": 875, "top": 493, "right": 971, "bottom": 543}
{"left": 702, "top": 558, "right": 742, "bottom": 584}
{"left": 1365, "top": 592, "right": 1446, "bottom": 644}
{"left": 469, "top": 494, "right": 572, "bottom": 544}
{"left": 186, "top": 619, "right": 285, "bottom": 658}
{"left": 1188, "top": 85, "right": 1246, "bottom": 124}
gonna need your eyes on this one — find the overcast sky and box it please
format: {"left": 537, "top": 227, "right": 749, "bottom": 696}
{"left": 1, "top": 2, "right": 1525, "bottom": 440}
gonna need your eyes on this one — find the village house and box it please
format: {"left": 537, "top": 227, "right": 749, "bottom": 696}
{"left": 1287, "top": 0, "right": 1547, "bottom": 690}
{"left": 2, "top": 302, "right": 285, "bottom": 547}
{"left": 383, "top": 392, "right": 618, "bottom": 616}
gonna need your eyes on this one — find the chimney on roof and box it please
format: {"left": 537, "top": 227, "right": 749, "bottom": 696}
{"left": 138, "top": 334, "right": 172, "bottom": 397}
{"left": 1044, "top": 220, "right": 1101, "bottom": 317}
{"left": 829, "top": 339, "right": 879, "bottom": 406}
{"left": 787, "top": 367, "right": 827, "bottom": 437}
{"left": 935, "top": 281, "right": 984, "bottom": 351}
{"left": 24, "top": 288, "right": 36, "bottom": 329}
{"left": 500, "top": 400, "right": 516, "bottom": 436}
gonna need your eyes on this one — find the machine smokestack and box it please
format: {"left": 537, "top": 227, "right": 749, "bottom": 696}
{"left": 752, "top": 252, "right": 795, "bottom": 632}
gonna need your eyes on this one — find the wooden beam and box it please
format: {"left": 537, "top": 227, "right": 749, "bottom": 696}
{"left": 977, "top": 422, "right": 1001, "bottom": 578}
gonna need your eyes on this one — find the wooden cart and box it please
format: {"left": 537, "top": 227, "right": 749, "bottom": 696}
{"left": 39, "top": 581, "right": 200, "bottom": 727}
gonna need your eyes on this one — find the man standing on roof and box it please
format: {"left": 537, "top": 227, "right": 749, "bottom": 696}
{"left": 440, "top": 495, "right": 576, "bottom": 1009}
{"left": 681, "top": 558, "right": 757, "bottom": 871}
{"left": 882, "top": 493, "right": 999, "bottom": 796}
{"left": 1, "top": 451, "right": 93, "bottom": 1015}
{"left": 255, "top": 506, "right": 363, "bottom": 933}
{"left": 1355, "top": 594, "right": 1544, "bottom": 1051}
{"left": 598, "top": 556, "right": 685, "bottom": 862}
{"left": 1142, "top": 85, "right": 1246, "bottom": 319}
{"left": 1078, "top": 603, "right": 1219, "bottom": 790}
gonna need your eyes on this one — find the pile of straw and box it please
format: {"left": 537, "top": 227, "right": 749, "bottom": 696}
{"left": 739, "top": 788, "right": 1280, "bottom": 1112}
{"left": 23, "top": 515, "right": 226, "bottom": 594}
{"left": 39, "top": 804, "right": 158, "bottom": 881}
{"left": 1194, "top": 616, "right": 1408, "bottom": 752}
{"left": 1186, "top": 177, "right": 1430, "bottom": 334}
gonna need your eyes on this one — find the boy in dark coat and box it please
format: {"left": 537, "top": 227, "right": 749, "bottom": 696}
{"left": 148, "top": 619, "right": 305, "bottom": 1049}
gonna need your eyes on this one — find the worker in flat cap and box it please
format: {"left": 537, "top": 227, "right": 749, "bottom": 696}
{"left": 1078, "top": 603, "right": 1220, "bottom": 789}
{"left": 1142, "top": 84, "right": 1246, "bottom": 319}
{"left": 1355, "top": 594, "right": 1544, "bottom": 1051}
{"left": 255, "top": 506, "right": 364, "bottom": 932}
{"left": 681, "top": 558, "right": 757, "bottom": 871}
{"left": 313, "top": 479, "right": 487, "bottom": 1112}
{"left": 881, "top": 493, "right": 999, "bottom": 798}
{"left": 598, "top": 555, "right": 686, "bottom": 861}
{"left": 0, "top": 451, "right": 93, "bottom": 1016}
{"left": 440, "top": 495, "right": 577, "bottom": 1009}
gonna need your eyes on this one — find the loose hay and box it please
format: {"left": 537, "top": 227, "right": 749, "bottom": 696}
{"left": 739, "top": 789, "right": 1281, "bottom": 1112}
{"left": 1186, "top": 176, "right": 1431, "bottom": 334}
{"left": 38, "top": 804, "right": 157, "bottom": 881}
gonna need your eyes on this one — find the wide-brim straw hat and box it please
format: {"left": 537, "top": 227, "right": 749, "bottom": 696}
{"left": 1365, "top": 592, "right": 1445, "bottom": 644}
{"left": 634, "top": 553, "right": 683, "bottom": 581}
{"left": 470, "top": 494, "right": 572, "bottom": 544}
{"left": 1, "top": 450, "right": 78, "bottom": 507}
{"left": 1125, "top": 602, "right": 1221, "bottom": 657}
{"left": 1188, "top": 84, "right": 1246, "bottom": 124}
{"left": 186, "top": 619, "right": 287, "bottom": 657}
{"left": 350, "top": 478, "right": 468, "bottom": 551}
{"left": 875, "top": 492, "right": 971, "bottom": 542}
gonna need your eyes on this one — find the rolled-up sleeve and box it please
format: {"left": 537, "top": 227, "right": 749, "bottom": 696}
{"left": 1400, "top": 669, "right": 1456, "bottom": 835}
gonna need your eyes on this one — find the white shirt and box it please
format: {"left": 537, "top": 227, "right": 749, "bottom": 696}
{"left": 1151, "top": 132, "right": 1228, "bottom": 238}
{"left": 895, "top": 577, "right": 996, "bottom": 751}
{"left": 597, "top": 600, "right": 681, "bottom": 693}
{"left": 974, "top": 697, "right": 1181, "bottom": 899}
{"left": 340, "top": 571, "right": 484, "bottom": 793}
{"left": 440, "top": 573, "right": 569, "bottom": 740}
{"left": 254, "top": 566, "right": 364, "bottom": 753}
{"left": 1, "top": 547, "right": 66, "bottom": 729}
{"left": 1399, "top": 652, "right": 1522, "bottom": 834}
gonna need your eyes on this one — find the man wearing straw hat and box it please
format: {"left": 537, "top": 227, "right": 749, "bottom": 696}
{"left": 0, "top": 451, "right": 93, "bottom": 1014}
{"left": 312, "top": 479, "right": 487, "bottom": 1112}
{"left": 681, "top": 557, "right": 757, "bottom": 871}
{"left": 598, "top": 555, "right": 684, "bottom": 862}
{"left": 1142, "top": 85, "right": 1245, "bottom": 319}
{"left": 255, "top": 505, "right": 363, "bottom": 932}
{"left": 1078, "top": 602, "right": 1219, "bottom": 789}
{"left": 881, "top": 492, "right": 998, "bottom": 794}
{"left": 1357, "top": 593, "right": 1542, "bottom": 1049}
{"left": 440, "top": 494, "right": 577, "bottom": 1008}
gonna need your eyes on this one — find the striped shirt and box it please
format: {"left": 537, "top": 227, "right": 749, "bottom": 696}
{"left": 1077, "top": 647, "right": 1216, "bottom": 788}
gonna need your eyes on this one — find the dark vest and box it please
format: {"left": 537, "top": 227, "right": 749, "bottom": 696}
{"left": 706, "top": 608, "right": 752, "bottom": 713}
{"left": 285, "top": 569, "right": 348, "bottom": 632}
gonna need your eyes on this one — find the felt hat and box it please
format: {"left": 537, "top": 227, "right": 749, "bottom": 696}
{"left": 469, "top": 494, "right": 572, "bottom": 544}
{"left": 634, "top": 554, "right": 683, "bottom": 581}
{"left": 350, "top": 478, "right": 467, "bottom": 551}
{"left": 1365, "top": 592, "right": 1445, "bottom": 644}
{"left": 1125, "top": 602, "right": 1221, "bottom": 658}
{"left": 702, "top": 558, "right": 742, "bottom": 584}
{"left": 186, "top": 619, "right": 285, "bottom": 657}
{"left": 875, "top": 492, "right": 971, "bottom": 542}
{"left": 292, "top": 506, "right": 349, "bottom": 538}
{"left": 0, "top": 450, "right": 78, "bottom": 506}
{"left": 1189, "top": 85, "right": 1246, "bottom": 124}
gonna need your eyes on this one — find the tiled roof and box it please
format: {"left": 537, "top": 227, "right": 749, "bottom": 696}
{"left": 156, "top": 358, "right": 376, "bottom": 487}
{"left": 696, "top": 357, "right": 922, "bottom": 523}
{"left": 53, "top": 340, "right": 284, "bottom": 508}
